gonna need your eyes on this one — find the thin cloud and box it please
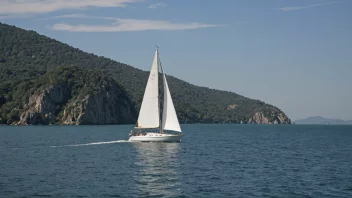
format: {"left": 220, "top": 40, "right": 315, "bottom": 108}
{"left": 50, "top": 18, "right": 224, "bottom": 32}
{"left": 148, "top": 3, "right": 167, "bottom": 9}
{"left": 45, "top": 13, "right": 115, "bottom": 20}
{"left": 0, "top": 0, "right": 142, "bottom": 14}
{"left": 277, "top": 1, "right": 339, "bottom": 12}
{"left": 46, "top": 14, "right": 90, "bottom": 20}
{"left": 0, "top": 14, "right": 28, "bottom": 19}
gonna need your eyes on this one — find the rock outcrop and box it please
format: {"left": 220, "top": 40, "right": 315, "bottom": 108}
{"left": 248, "top": 111, "right": 291, "bottom": 124}
{"left": 19, "top": 85, "right": 69, "bottom": 125}
{"left": 16, "top": 67, "right": 137, "bottom": 125}
{"left": 61, "top": 83, "right": 136, "bottom": 125}
{"left": 226, "top": 104, "right": 237, "bottom": 110}
{"left": 19, "top": 83, "right": 136, "bottom": 125}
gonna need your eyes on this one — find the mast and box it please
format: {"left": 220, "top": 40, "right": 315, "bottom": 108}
{"left": 156, "top": 46, "right": 163, "bottom": 134}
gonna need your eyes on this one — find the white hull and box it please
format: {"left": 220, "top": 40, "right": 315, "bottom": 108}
{"left": 129, "top": 133, "right": 182, "bottom": 142}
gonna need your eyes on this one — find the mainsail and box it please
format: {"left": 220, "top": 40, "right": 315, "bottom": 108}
{"left": 162, "top": 74, "right": 182, "bottom": 132}
{"left": 136, "top": 50, "right": 160, "bottom": 128}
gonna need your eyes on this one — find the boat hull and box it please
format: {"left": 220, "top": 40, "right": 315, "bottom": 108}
{"left": 128, "top": 133, "right": 182, "bottom": 142}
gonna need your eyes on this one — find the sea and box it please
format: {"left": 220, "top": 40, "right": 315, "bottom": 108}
{"left": 0, "top": 124, "right": 352, "bottom": 198}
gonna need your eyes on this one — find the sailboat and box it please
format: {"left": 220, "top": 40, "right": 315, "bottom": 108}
{"left": 128, "top": 48, "right": 182, "bottom": 142}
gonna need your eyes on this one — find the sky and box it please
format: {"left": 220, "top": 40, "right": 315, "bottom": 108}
{"left": 0, "top": 0, "right": 351, "bottom": 121}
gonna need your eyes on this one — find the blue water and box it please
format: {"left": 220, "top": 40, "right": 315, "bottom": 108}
{"left": 1, "top": 124, "right": 352, "bottom": 197}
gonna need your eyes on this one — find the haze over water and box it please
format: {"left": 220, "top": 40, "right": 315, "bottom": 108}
{"left": 1, "top": 124, "right": 352, "bottom": 197}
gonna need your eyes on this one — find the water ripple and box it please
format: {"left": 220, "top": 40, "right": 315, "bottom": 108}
{"left": 1, "top": 125, "right": 352, "bottom": 197}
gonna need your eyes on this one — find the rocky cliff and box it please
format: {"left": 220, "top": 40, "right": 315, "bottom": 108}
{"left": 14, "top": 66, "right": 136, "bottom": 125}
{"left": 61, "top": 84, "right": 135, "bottom": 125}
{"left": 19, "top": 84, "right": 69, "bottom": 125}
{"left": 248, "top": 111, "right": 291, "bottom": 124}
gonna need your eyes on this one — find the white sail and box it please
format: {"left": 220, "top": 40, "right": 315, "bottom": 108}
{"left": 136, "top": 50, "right": 160, "bottom": 128}
{"left": 162, "top": 74, "right": 182, "bottom": 132}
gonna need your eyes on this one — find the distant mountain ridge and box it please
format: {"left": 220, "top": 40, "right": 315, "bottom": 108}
{"left": 295, "top": 116, "right": 352, "bottom": 125}
{"left": 0, "top": 22, "right": 291, "bottom": 125}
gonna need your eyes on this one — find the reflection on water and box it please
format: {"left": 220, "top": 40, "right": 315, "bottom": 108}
{"left": 132, "top": 143, "right": 182, "bottom": 197}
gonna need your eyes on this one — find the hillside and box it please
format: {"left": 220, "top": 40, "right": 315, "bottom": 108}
{"left": 295, "top": 116, "right": 352, "bottom": 125}
{"left": 0, "top": 66, "right": 136, "bottom": 125}
{"left": 0, "top": 22, "right": 291, "bottom": 124}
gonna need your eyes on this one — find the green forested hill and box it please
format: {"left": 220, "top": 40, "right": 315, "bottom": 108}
{"left": 0, "top": 22, "right": 291, "bottom": 124}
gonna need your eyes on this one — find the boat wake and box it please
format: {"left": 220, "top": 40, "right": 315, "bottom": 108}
{"left": 50, "top": 140, "right": 130, "bottom": 148}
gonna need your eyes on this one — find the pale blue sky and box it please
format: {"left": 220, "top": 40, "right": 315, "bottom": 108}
{"left": 1, "top": 0, "right": 351, "bottom": 120}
